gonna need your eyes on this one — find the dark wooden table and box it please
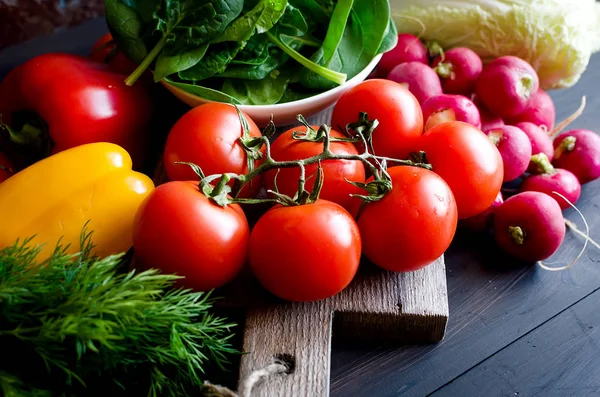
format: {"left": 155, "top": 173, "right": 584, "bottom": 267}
{"left": 2, "top": 18, "right": 599, "bottom": 397}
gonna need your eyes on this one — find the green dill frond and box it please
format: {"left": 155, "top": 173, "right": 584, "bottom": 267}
{"left": 0, "top": 226, "right": 238, "bottom": 396}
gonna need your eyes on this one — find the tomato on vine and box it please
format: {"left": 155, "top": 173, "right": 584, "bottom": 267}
{"left": 132, "top": 181, "right": 249, "bottom": 292}
{"left": 163, "top": 103, "right": 265, "bottom": 198}
{"left": 249, "top": 199, "right": 361, "bottom": 302}
{"left": 416, "top": 121, "right": 504, "bottom": 219}
{"left": 357, "top": 165, "right": 458, "bottom": 272}
{"left": 331, "top": 79, "right": 423, "bottom": 160}
{"left": 263, "top": 124, "right": 365, "bottom": 213}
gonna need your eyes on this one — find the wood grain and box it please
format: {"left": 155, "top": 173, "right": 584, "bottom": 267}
{"left": 430, "top": 288, "right": 600, "bottom": 397}
{"left": 238, "top": 258, "right": 448, "bottom": 397}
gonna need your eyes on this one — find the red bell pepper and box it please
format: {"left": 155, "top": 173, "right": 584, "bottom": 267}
{"left": 0, "top": 53, "right": 152, "bottom": 170}
{"left": 90, "top": 33, "right": 139, "bottom": 75}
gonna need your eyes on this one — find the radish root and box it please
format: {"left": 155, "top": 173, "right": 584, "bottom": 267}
{"left": 549, "top": 96, "right": 586, "bottom": 138}
{"left": 537, "top": 191, "right": 590, "bottom": 271}
{"left": 565, "top": 218, "right": 600, "bottom": 250}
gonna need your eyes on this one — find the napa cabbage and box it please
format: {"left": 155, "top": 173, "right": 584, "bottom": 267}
{"left": 390, "top": 0, "right": 600, "bottom": 89}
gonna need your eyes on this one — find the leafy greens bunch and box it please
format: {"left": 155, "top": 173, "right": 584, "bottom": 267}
{"left": 105, "top": 0, "right": 398, "bottom": 105}
{"left": 0, "top": 228, "right": 237, "bottom": 397}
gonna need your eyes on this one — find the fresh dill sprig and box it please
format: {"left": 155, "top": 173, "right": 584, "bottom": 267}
{"left": 0, "top": 226, "right": 238, "bottom": 397}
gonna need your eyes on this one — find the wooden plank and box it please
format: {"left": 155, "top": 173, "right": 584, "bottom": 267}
{"left": 430, "top": 288, "right": 600, "bottom": 397}
{"left": 332, "top": 259, "right": 448, "bottom": 343}
{"left": 329, "top": 49, "right": 600, "bottom": 395}
{"left": 238, "top": 258, "right": 448, "bottom": 397}
{"left": 239, "top": 301, "right": 333, "bottom": 397}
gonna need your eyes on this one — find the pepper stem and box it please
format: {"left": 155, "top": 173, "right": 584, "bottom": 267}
{"left": 3, "top": 123, "right": 42, "bottom": 146}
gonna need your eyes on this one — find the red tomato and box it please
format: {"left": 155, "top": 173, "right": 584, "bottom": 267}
{"left": 0, "top": 151, "right": 14, "bottom": 183}
{"left": 331, "top": 79, "right": 423, "bottom": 159}
{"left": 357, "top": 166, "right": 458, "bottom": 272}
{"left": 163, "top": 103, "right": 265, "bottom": 198}
{"left": 263, "top": 125, "right": 365, "bottom": 212}
{"left": 90, "top": 33, "right": 138, "bottom": 75}
{"left": 249, "top": 200, "right": 361, "bottom": 302}
{"left": 417, "top": 121, "right": 504, "bottom": 219}
{"left": 132, "top": 181, "right": 249, "bottom": 292}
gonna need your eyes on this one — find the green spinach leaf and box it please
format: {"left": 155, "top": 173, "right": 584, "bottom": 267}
{"left": 276, "top": 4, "right": 309, "bottom": 37}
{"left": 221, "top": 69, "right": 293, "bottom": 105}
{"left": 229, "top": 35, "right": 272, "bottom": 66}
{"left": 377, "top": 18, "right": 398, "bottom": 54}
{"left": 299, "top": 0, "right": 391, "bottom": 90}
{"left": 218, "top": 46, "right": 287, "bottom": 80}
{"left": 218, "top": 32, "right": 301, "bottom": 80}
{"left": 154, "top": 44, "right": 209, "bottom": 81}
{"left": 288, "top": 0, "right": 329, "bottom": 25}
{"left": 122, "top": 0, "right": 158, "bottom": 23}
{"left": 279, "top": 87, "right": 319, "bottom": 103}
{"left": 105, "top": 0, "right": 151, "bottom": 63}
{"left": 164, "top": 77, "right": 242, "bottom": 104}
{"left": 298, "top": 0, "right": 354, "bottom": 89}
{"left": 179, "top": 42, "right": 245, "bottom": 81}
{"left": 214, "top": 0, "right": 288, "bottom": 43}
{"left": 156, "top": 0, "right": 244, "bottom": 48}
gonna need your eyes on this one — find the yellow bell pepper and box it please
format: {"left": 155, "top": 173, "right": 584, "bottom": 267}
{"left": 0, "top": 142, "right": 154, "bottom": 260}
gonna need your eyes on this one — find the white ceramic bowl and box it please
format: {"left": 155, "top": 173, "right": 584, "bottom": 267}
{"left": 161, "top": 54, "right": 382, "bottom": 128}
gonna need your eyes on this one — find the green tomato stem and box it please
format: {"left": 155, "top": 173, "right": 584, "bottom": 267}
{"left": 226, "top": 133, "right": 430, "bottom": 200}
{"left": 125, "top": 35, "right": 167, "bottom": 86}
{"left": 196, "top": 114, "right": 431, "bottom": 207}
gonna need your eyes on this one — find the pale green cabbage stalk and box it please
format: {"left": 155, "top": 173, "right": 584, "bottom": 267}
{"left": 390, "top": 0, "right": 600, "bottom": 89}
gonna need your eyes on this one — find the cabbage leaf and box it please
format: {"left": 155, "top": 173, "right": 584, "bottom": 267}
{"left": 390, "top": 0, "right": 600, "bottom": 89}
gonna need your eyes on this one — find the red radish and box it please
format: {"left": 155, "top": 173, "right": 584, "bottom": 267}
{"left": 386, "top": 62, "right": 443, "bottom": 105}
{"left": 505, "top": 89, "right": 556, "bottom": 131}
{"left": 475, "top": 56, "right": 539, "bottom": 119}
{"left": 553, "top": 129, "right": 600, "bottom": 184}
{"left": 516, "top": 122, "right": 554, "bottom": 160}
{"left": 493, "top": 191, "right": 566, "bottom": 262}
{"left": 521, "top": 153, "right": 581, "bottom": 210}
{"left": 431, "top": 47, "right": 483, "bottom": 96}
{"left": 460, "top": 191, "right": 503, "bottom": 233}
{"left": 485, "top": 125, "right": 532, "bottom": 182}
{"left": 377, "top": 34, "right": 429, "bottom": 77}
{"left": 515, "top": 121, "right": 554, "bottom": 172}
{"left": 476, "top": 102, "right": 504, "bottom": 131}
{"left": 421, "top": 94, "right": 481, "bottom": 131}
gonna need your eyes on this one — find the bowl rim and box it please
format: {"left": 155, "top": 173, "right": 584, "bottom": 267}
{"left": 162, "top": 53, "right": 383, "bottom": 110}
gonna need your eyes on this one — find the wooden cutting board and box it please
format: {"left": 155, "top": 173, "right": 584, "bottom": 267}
{"left": 154, "top": 107, "right": 449, "bottom": 396}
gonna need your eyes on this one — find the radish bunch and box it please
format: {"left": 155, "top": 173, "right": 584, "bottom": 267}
{"left": 377, "top": 35, "right": 600, "bottom": 264}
